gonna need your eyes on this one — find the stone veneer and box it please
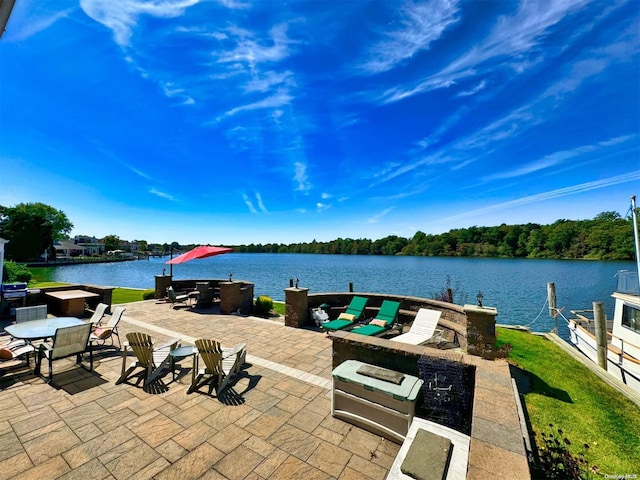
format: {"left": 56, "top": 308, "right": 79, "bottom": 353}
{"left": 285, "top": 290, "right": 499, "bottom": 354}
{"left": 329, "top": 331, "right": 531, "bottom": 479}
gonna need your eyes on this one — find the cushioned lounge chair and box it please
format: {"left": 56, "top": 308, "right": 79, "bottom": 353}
{"left": 88, "top": 303, "right": 109, "bottom": 325}
{"left": 350, "top": 300, "right": 401, "bottom": 336}
{"left": 390, "top": 308, "right": 443, "bottom": 345}
{"left": 321, "top": 296, "right": 369, "bottom": 332}
{"left": 167, "top": 286, "right": 190, "bottom": 308}
{"left": 90, "top": 306, "right": 125, "bottom": 349}
{"left": 0, "top": 339, "right": 35, "bottom": 366}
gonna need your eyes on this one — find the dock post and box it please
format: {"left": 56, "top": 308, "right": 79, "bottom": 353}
{"left": 594, "top": 301, "right": 608, "bottom": 371}
{"left": 547, "top": 282, "right": 557, "bottom": 332}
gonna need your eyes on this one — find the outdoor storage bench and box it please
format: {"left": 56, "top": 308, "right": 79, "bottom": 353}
{"left": 331, "top": 359, "right": 423, "bottom": 443}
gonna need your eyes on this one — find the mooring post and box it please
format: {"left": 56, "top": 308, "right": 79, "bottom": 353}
{"left": 593, "top": 301, "right": 608, "bottom": 371}
{"left": 547, "top": 282, "right": 557, "bottom": 332}
{"left": 349, "top": 282, "right": 353, "bottom": 292}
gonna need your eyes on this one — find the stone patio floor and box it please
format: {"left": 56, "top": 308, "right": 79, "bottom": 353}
{"left": 0, "top": 299, "right": 529, "bottom": 479}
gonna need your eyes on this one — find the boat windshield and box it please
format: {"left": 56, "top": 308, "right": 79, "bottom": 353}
{"left": 615, "top": 270, "right": 640, "bottom": 295}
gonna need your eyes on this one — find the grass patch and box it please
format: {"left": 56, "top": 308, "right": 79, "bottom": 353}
{"left": 112, "top": 288, "right": 150, "bottom": 304}
{"left": 32, "top": 282, "right": 150, "bottom": 305}
{"left": 497, "top": 327, "right": 640, "bottom": 476}
{"left": 30, "top": 282, "right": 69, "bottom": 288}
{"left": 273, "top": 301, "right": 285, "bottom": 316}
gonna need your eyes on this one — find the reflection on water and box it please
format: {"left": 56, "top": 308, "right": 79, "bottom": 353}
{"left": 32, "top": 254, "right": 634, "bottom": 339}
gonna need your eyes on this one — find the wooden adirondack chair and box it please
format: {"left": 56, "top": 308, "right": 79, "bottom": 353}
{"left": 116, "top": 332, "right": 180, "bottom": 388}
{"left": 187, "top": 338, "right": 246, "bottom": 396}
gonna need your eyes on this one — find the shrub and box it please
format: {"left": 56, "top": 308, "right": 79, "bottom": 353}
{"left": 254, "top": 295, "right": 273, "bottom": 317}
{"left": 142, "top": 289, "right": 156, "bottom": 300}
{"left": 2, "top": 261, "right": 33, "bottom": 283}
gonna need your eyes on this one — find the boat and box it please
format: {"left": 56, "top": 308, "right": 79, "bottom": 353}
{"left": 567, "top": 196, "right": 640, "bottom": 394}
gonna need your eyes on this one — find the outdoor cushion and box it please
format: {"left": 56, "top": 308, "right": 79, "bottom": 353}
{"left": 400, "top": 428, "right": 452, "bottom": 480}
{"left": 350, "top": 324, "right": 387, "bottom": 336}
{"left": 0, "top": 347, "right": 13, "bottom": 360}
{"left": 338, "top": 313, "right": 356, "bottom": 322}
{"left": 369, "top": 319, "right": 387, "bottom": 327}
{"left": 321, "top": 319, "right": 353, "bottom": 332}
{"left": 92, "top": 327, "right": 112, "bottom": 339}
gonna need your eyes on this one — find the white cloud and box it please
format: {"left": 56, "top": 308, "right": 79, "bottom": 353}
{"left": 222, "top": 90, "right": 293, "bottom": 118}
{"left": 255, "top": 192, "right": 268, "bottom": 213}
{"left": 217, "top": 23, "right": 292, "bottom": 68}
{"left": 440, "top": 171, "right": 640, "bottom": 223}
{"left": 361, "top": 0, "right": 461, "bottom": 74}
{"left": 294, "top": 162, "right": 311, "bottom": 192}
{"left": 457, "top": 80, "right": 487, "bottom": 97}
{"left": 244, "top": 71, "right": 294, "bottom": 93}
{"left": 80, "top": 0, "right": 199, "bottom": 47}
{"left": 243, "top": 193, "right": 259, "bottom": 214}
{"left": 368, "top": 207, "right": 394, "bottom": 224}
{"left": 149, "top": 187, "right": 177, "bottom": 201}
{"left": 380, "top": 0, "right": 588, "bottom": 103}
{"left": 5, "top": 5, "right": 73, "bottom": 42}
{"left": 484, "top": 135, "right": 638, "bottom": 182}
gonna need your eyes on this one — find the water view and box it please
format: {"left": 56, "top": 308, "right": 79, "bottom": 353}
{"left": 34, "top": 254, "right": 634, "bottom": 340}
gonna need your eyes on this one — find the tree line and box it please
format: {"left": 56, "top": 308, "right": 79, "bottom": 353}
{"left": 234, "top": 211, "right": 637, "bottom": 260}
{"left": 1, "top": 202, "right": 637, "bottom": 263}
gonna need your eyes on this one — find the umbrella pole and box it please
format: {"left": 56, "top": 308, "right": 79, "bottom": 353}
{"left": 170, "top": 247, "right": 173, "bottom": 276}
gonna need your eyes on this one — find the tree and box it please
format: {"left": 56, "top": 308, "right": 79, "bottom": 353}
{"left": 0, "top": 203, "right": 73, "bottom": 262}
{"left": 103, "top": 235, "right": 121, "bottom": 252}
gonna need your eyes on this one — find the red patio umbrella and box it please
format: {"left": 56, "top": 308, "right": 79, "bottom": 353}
{"left": 166, "top": 245, "right": 234, "bottom": 265}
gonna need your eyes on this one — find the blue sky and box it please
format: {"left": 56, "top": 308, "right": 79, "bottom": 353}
{"left": 1, "top": 0, "right": 639, "bottom": 245}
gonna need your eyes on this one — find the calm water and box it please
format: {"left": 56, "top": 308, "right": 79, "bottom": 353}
{"left": 35, "top": 254, "right": 634, "bottom": 339}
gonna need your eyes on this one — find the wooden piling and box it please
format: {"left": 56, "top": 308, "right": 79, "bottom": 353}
{"left": 547, "top": 282, "right": 557, "bottom": 332}
{"left": 594, "top": 301, "right": 608, "bottom": 371}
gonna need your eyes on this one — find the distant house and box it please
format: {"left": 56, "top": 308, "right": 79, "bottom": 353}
{"left": 54, "top": 241, "right": 87, "bottom": 258}
{"left": 73, "top": 235, "right": 105, "bottom": 256}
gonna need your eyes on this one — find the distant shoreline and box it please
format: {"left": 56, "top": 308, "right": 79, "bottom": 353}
{"left": 26, "top": 257, "right": 137, "bottom": 268}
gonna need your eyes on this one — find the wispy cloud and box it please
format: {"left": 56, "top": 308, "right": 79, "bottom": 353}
{"left": 6, "top": 6, "right": 73, "bottom": 42}
{"left": 361, "top": 0, "right": 460, "bottom": 74}
{"left": 457, "top": 80, "right": 487, "bottom": 97}
{"left": 222, "top": 90, "right": 293, "bottom": 118}
{"left": 149, "top": 187, "right": 177, "bottom": 202}
{"left": 380, "top": 0, "right": 589, "bottom": 103}
{"left": 243, "top": 193, "right": 259, "bottom": 214}
{"left": 483, "top": 135, "right": 638, "bottom": 182}
{"left": 217, "top": 23, "right": 293, "bottom": 68}
{"left": 255, "top": 192, "right": 268, "bottom": 213}
{"left": 440, "top": 171, "right": 640, "bottom": 223}
{"left": 294, "top": 162, "right": 311, "bottom": 192}
{"left": 368, "top": 207, "right": 395, "bottom": 224}
{"left": 80, "top": 0, "right": 199, "bottom": 47}
{"left": 243, "top": 192, "right": 268, "bottom": 214}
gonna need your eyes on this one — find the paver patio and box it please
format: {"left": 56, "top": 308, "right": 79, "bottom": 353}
{"left": 0, "top": 299, "right": 529, "bottom": 479}
{"left": 0, "top": 300, "right": 401, "bottom": 479}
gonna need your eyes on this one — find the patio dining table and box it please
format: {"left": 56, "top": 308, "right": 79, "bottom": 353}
{"left": 4, "top": 317, "right": 86, "bottom": 341}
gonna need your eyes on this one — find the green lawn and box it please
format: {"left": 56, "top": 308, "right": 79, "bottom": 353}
{"left": 497, "top": 327, "right": 640, "bottom": 476}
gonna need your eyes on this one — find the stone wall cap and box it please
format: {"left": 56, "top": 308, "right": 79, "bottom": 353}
{"left": 463, "top": 304, "right": 498, "bottom": 316}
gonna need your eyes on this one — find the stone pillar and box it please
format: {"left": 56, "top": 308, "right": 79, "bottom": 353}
{"left": 463, "top": 304, "right": 498, "bottom": 355}
{"left": 285, "top": 287, "right": 309, "bottom": 327}
{"left": 239, "top": 283, "right": 254, "bottom": 315}
{"left": 220, "top": 281, "right": 242, "bottom": 314}
{"left": 155, "top": 275, "right": 172, "bottom": 299}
